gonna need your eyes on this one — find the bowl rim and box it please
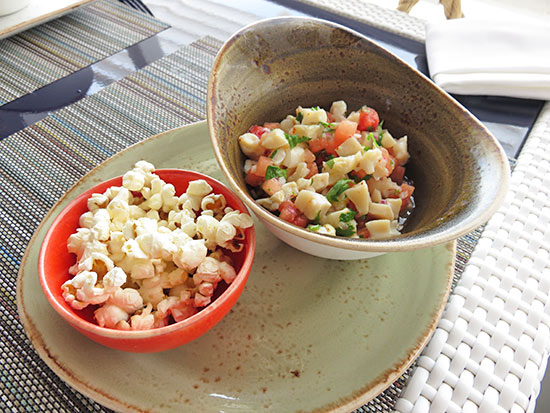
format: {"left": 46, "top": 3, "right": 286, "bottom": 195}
{"left": 38, "top": 168, "right": 256, "bottom": 339}
{"left": 207, "top": 15, "right": 510, "bottom": 253}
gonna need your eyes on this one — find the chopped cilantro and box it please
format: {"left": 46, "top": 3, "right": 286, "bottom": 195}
{"left": 325, "top": 158, "right": 335, "bottom": 169}
{"left": 336, "top": 225, "right": 355, "bottom": 237}
{"left": 295, "top": 112, "right": 303, "bottom": 122}
{"left": 377, "top": 120, "right": 385, "bottom": 134}
{"left": 326, "top": 153, "right": 335, "bottom": 161}
{"left": 265, "top": 165, "right": 287, "bottom": 181}
{"left": 375, "top": 121, "right": 385, "bottom": 146}
{"left": 284, "top": 133, "right": 311, "bottom": 149}
{"left": 326, "top": 179, "right": 353, "bottom": 203}
{"left": 308, "top": 224, "right": 322, "bottom": 232}
{"left": 311, "top": 106, "right": 320, "bottom": 111}
{"left": 319, "top": 121, "right": 336, "bottom": 132}
{"left": 339, "top": 210, "right": 356, "bottom": 223}
{"left": 269, "top": 149, "right": 278, "bottom": 159}
{"left": 312, "top": 210, "right": 321, "bottom": 224}
{"left": 366, "top": 132, "right": 379, "bottom": 148}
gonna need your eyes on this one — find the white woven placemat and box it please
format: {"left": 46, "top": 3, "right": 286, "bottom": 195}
{"left": 394, "top": 102, "right": 550, "bottom": 413}
{"left": 292, "top": 1, "right": 550, "bottom": 412}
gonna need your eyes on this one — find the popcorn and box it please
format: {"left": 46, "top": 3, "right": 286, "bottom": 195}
{"left": 62, "top": 161, "right": 253, "bottom": 330}
{"left": 102, "top": 267, "right": 127, "bottom": 292}
{"left": 123, "top": 169, "right": 146, "bottom": 192}
{"left": 173, "top": 239, "right": 207, "bottom": 272}
{"left": 95, "top": 303, "right": 130, "bottom": 329}
{"left": 128, "top": 304, "right": 155, "bottom": 330}
{"left": 109, "top": 287, "right": 143, "bottom": 313}
{"left": 61, "top": 270, "right": 110, "bottom": 310}
{"left": 87, "top": 193, "right": 109, "bottom": 212}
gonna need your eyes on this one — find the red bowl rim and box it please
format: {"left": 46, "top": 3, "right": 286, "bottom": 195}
{"left": 38, "top": 169, "right": 256, "bottom": 339}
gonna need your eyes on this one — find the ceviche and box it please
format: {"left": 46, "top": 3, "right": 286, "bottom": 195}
{"left": 238, "top": 101, "right": 415, "bottom": 239}
{"left": 62, "top": 161, "right": 253, "bottom": 330}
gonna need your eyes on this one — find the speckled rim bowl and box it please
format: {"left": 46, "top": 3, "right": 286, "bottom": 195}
{"left": 38, "top": 169, "right": 256, "bottom": 353}
{"left": 207, "top": 16, "right": 509, "bottom": 260}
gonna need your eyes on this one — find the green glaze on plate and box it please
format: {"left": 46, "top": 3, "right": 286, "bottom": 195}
{"left": 17, "top": 121, "right": 455, "bottom": 412}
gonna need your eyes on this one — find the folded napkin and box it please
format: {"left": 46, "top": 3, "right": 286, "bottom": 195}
{"left": 425, "top": 19, "right": 550, "bottom": 100}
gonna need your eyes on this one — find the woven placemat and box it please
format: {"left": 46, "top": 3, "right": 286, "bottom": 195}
{"left": 0, "top": 0, "right": 168, "bottom": 106}
{"left": 2, "top": 35, "right": 479, "bottom": 412}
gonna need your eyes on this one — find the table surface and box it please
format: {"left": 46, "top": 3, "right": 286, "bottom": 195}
{"left": 3, "top": 0, "right": 549, "bottom": 411}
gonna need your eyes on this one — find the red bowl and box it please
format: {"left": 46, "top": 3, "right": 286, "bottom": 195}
{"left": 39, "top": 169, "right": 256, "bottom": 353}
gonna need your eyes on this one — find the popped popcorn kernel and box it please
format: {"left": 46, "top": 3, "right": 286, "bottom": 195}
{"left": 63, "top": 161, "right": 253, "bottom": 330}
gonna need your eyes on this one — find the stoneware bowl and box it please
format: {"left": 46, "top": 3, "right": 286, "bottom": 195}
{"left": 207, "top": 17, "right": 509, "bottom": 260}
{"left": 38, "top": 169, "right": 256, "bottom": 353}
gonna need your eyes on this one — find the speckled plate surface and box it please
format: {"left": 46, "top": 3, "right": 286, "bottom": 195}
{"left": 17, "top": 121, "right": 455, "bottom": 412}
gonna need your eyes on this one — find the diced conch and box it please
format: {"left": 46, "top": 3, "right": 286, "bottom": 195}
{"left": 238, "top": 101, "right": 414, "bottom": 239}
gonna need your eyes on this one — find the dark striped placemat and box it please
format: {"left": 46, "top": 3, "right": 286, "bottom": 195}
{"left": 1, "top": 35, "right": 480, "bottom": 412}
{"left": 0, "top": 0, "right": 169, "bottom": 106}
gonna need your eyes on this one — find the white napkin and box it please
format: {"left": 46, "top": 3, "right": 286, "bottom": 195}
{"left": 425, "top": 19, "right": 550, "bottom": 100}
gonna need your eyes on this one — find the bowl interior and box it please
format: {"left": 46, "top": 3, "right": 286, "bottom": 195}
{"left": 40, "top": 169, "right": 254, "bottom": 331}
{"left": 208, "top": 17, "right": 509, "bottom": 249}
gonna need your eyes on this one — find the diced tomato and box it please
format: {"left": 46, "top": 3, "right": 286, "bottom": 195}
{"left": 262, "top": 178, "right": 283, "bottom": 196}
{"left": 310, "top": 136, "right": 340, "bottom": 156}
{"left": 279, "top": 201, "right": 308, "bottom": 228}
{"left": 305, "top": 162, "right": 318, "bottom": 179}
{"left": 279, "top": 200, "right": 298, "bottom": 223}
{"left": 308, "top": 138, "right": 325, "bottom": 154}
{"left": 255, "top": 156, "right": 274, "bottom": 177}
{"left": 293, "top": 214, "right": 308, "bottom": 228}
{"left": 245, "top": 170, "right": 264, "bottom": 187}
{"left": 380, "top": 147, "right": 395, "bottom": 176}
{"left": 279, "top": 202, "right": 297, "bottom": 223}
{"left": 263, "top": 122, "right": 281, "bottom": 129}
{"left": 399, "top": 183, "right": 415, "bottom": 211}
{"left": 357, "top": 107, "right": 379, "bottom": 132}
{"left": 326, "top": 112, "right": 335, "bottom": 122}
{"left": 249, "top": 125, "right": 270, "bottom": 138}
{"left": 346, "top": 200, "right": 358, "bottom": 213}
{"left": 353, "top": 168, "right": 369, "bottom": 180}
{"left": 309, "top": 136, "right": 334, "bottom": 154}
{"left": 304, "top": 148, "right": 315, "bottom": 164}
{"left": 357, "top": 227, "right": 370, "bottom": 239}
{"left": 325, "top": 139, "right": 339, "bottom": 156}
{"left": 334, "top": 120, "right": 358, "bottom": 147}
{"left": 390, "top": 164, "right": 405, "bottom": 185}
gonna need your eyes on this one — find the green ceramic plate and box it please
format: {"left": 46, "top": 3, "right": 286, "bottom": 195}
{"left": 17, "top": 121, "right": 455, "bottom": 412}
